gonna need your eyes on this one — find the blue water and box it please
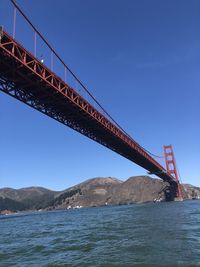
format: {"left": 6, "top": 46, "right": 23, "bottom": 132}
{"left": 0, "top": 201, "right": 200, "bottom": 266}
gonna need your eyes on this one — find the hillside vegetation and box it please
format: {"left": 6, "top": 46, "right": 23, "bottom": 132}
{"left": 0, "top": 176, "right": 199, "bottom": 213}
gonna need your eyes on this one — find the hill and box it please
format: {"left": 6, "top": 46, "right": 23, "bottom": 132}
{"left": 0, "top": 187, "right": 59, "bottom": 211}
{"left": 49, "top": 177, "right": 122, "bottom": 209}
{"left": 0, "top": 176, "right": 199, "bottom": 213}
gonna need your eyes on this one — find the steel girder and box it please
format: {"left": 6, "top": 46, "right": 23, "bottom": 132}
{"left": 0, "top": 29, "right": 178, "bottom": 188}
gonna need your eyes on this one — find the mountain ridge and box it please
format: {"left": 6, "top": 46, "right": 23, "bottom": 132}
{"left": 0, "top": 176, "right": 199, "bottom": 213}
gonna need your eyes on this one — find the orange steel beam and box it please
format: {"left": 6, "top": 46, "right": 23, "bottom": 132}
{"left": 164, "top": 145, "right": 182, "bottom": 198}
{"left": 0, "top": 29, "right": 178, "bottom": 188}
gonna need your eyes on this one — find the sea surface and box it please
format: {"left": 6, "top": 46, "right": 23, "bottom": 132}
{"left": 0, "top": 201, "right": 200, "bottom": 267}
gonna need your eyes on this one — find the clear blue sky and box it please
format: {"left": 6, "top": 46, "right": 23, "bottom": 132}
{"left": 0, "top": 0, "right": 199, "bottom": 190}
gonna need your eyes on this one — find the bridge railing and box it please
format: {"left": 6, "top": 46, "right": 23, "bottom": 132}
{"left": 2, "top": 0, "right": 117, "bottom": 124}
{"left": 1, "top": 1, "right": 177, "bottom": 184}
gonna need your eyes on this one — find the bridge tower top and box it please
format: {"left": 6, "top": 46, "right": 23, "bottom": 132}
{"left": 164, "top": 145, "right": 182, "bottom": 199}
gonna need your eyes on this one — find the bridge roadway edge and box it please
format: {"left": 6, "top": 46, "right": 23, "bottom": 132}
{"left": 0, "top": 29, "right": 178, "bottom": 199}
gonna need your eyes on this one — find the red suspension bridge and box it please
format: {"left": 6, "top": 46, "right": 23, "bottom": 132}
{"left": 0, "top": 1, "right": 182, "bottom": 200}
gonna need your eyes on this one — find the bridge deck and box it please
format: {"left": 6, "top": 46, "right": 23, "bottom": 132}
{"left": 0, "top": 30, "right": 177, "bottom": 186}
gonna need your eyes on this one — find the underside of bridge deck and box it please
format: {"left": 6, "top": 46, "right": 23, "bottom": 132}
{"left": 0, "top": 29, "right": 179, "bottom": 199}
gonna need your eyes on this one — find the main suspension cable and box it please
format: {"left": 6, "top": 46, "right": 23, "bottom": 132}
{"left": 10, "top": 0, "right": 164, "bottom": 161}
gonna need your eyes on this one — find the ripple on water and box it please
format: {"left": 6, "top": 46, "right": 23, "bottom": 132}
{"left": 1, "top": 202, "right": 200, "bottom": 267}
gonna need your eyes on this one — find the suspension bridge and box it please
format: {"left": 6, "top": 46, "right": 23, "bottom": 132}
{"left": 0, "top": 1, "right": 182, "bottom": 200}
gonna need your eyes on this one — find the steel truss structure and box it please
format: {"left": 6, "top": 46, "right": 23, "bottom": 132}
{"left": 0, "top": 30, "right": 178, "bottom": 193}
{"left": 164, "top": 145, "right": 182, "bottom": 198}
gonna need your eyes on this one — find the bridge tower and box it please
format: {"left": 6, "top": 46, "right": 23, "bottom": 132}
{"left": 164, "top": 145, "right": 182, "bottom": 200}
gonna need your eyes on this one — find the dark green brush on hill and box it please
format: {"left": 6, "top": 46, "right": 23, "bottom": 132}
{"left": 0, "top": 196, "right": 26, "bottom": 211}
{"left": 0, "top": 187, "right": 59, "bottom": 211}
{"left": 0, "top": 176, "right": 199, "bottom": 212}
